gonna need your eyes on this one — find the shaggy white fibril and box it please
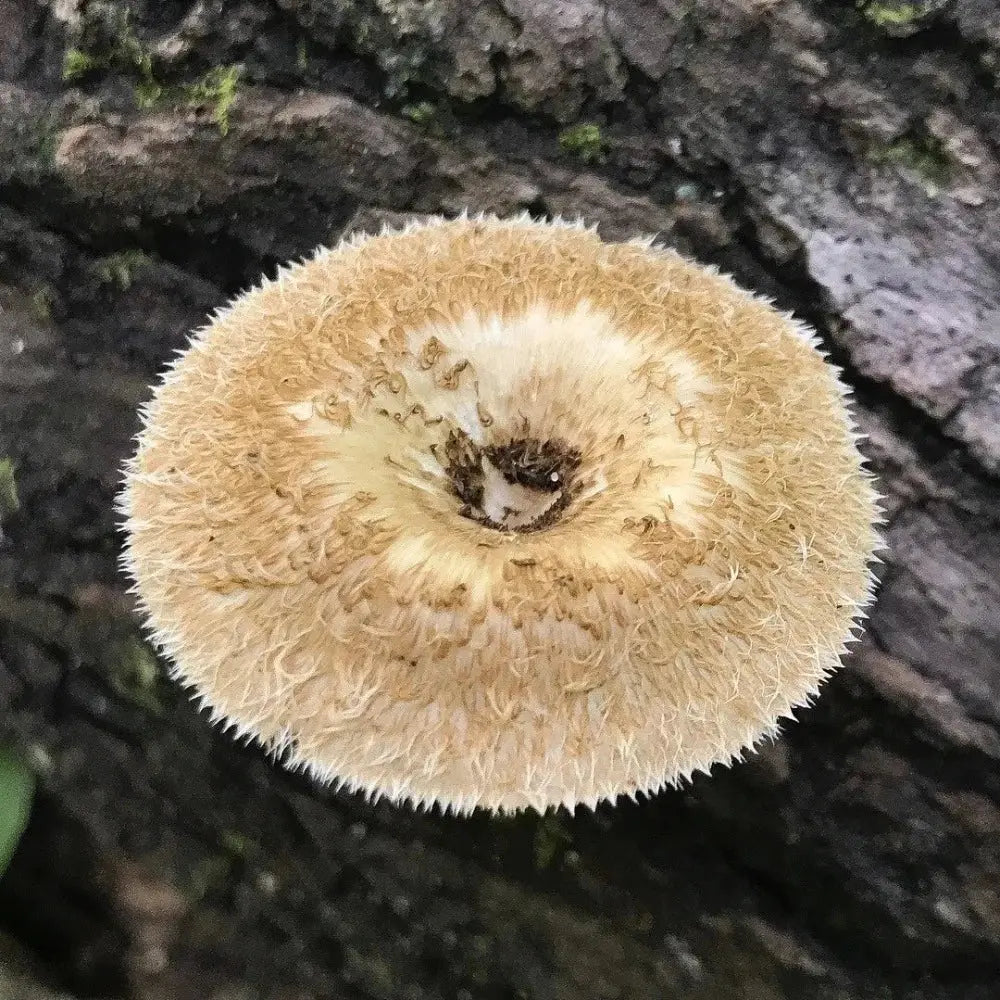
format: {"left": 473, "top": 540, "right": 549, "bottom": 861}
{"left": 120, "top": 214, "right": 881, "bottom": 813}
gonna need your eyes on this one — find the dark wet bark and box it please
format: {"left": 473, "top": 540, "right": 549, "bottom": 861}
{"left": 1, "top": 1, "right": 999, "bottom": 997}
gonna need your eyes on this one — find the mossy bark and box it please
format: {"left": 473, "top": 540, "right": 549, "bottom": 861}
{"left": 2, "top": 1, "right": 1000, "bottom": 998}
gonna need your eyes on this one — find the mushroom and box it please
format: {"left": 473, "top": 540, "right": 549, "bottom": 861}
{"left": 120, "top": 214, "right": 880, "bottom": 813}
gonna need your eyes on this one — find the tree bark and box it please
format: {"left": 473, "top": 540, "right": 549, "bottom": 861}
{"left": 1, "top": 1, "right": 999, "bottom": 998}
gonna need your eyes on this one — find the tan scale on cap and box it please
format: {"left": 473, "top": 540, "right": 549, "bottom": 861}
{"left": 120, "top": 214, "right": 880, "bottom": 813}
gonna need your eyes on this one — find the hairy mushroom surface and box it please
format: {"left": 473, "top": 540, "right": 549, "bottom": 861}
{"left": 121, "top": 214, "right": 880, "bottom": 813}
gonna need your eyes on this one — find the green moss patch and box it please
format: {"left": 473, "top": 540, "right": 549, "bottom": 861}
{"left": 858, "top": 1, "right": 933, "bottom": 31}
{"left": 62, "top": 7, "right": 240, "bottom": 135}
{"left": 558, "top": 123, "right": 607, "bottom": 164}
{"left": 0, "top": 459, "right": 18, "bottom": 519}
{"left": 62, "top": 47, "right": 101, "bottom": 82}
{"left": 869, "top": 132, "right": 953, "bottom": 193}
{"left": 178, "top": 65, "right": 242, "bottom": 136}
{"left": 401, "top": 100, "right": 436, "bottom": 125}
{"left": 97, "top": 250, "right": 152, "bottom": 290}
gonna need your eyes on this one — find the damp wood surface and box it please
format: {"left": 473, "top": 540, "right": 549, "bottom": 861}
{"left": 1, "top": 1, "right": 999, "bottom": 998}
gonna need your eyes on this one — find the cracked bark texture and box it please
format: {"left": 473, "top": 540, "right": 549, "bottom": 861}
{"left": 1, "top": 1, "right": 999, "bottom": 998}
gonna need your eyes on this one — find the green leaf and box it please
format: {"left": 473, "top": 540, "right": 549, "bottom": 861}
{"left": 0, "top": 748, "right": 34, "bottom": 878}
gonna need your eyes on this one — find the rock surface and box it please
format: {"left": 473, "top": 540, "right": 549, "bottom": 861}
{"left": 1, "top": 1, "right": 999, "bottom": 997}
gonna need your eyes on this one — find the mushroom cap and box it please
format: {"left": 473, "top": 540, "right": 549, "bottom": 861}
{"left": 121, "top": 214, "right": 880, "bottom": 813}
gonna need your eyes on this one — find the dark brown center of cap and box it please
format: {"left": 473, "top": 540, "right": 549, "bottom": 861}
{"left": 444, "top": 430, "right": 581, "bottom": 533}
